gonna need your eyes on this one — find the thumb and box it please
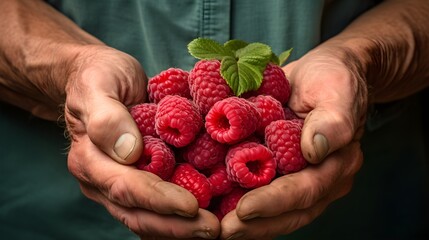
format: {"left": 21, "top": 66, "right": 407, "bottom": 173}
{"left": 300, "top": 106, "right": 356, "bottom": 164}
{"left": 86, "top": 96, "right": 143, "bottom": 165}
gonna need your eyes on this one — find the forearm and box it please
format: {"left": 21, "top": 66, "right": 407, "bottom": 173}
{"left": 0, "top": 0, "right": 103, "bottom": 120}
{"left": 321, "top": 0, "right": 429, "bottom": 103}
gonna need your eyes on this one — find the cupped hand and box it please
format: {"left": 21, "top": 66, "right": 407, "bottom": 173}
{"left": 64, "top": 45, "right": 220, "bottom": 239}
{"left": 220, "top": 45, "right": 368, "bottom": 239}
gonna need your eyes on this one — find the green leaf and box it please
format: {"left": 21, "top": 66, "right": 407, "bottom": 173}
{"left": 236, "top": 42, "right": 272, "bottom": 61}
{"left": 220, "top": 42, "right": 272, "bottom": 96}
{"left": 224, "top": 39, "right": 249, "bottom": 53}
{"left": 278, "top": 48, "right": 293, "bottom": 66}
{"left": 221, "top": 56, "right": 264, "bottom": 96}
{"left": 270, "top": 52, "right": 280, "bottom": 65}
{"left": 237, "top": 62, "right": 264, "bottom": 94}
{"left": 220, "top": 43, "right": 271, "bottom": 96}
{"left": 220, "top": 56, "right": 239, "bottom": 94}
{"left": 187, "top": 38, "right": 234, "bottom": 60}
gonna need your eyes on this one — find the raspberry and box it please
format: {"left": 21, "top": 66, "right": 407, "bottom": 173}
{"left": 243, "top": 63, "right": 291, "bottom": 105}
{"left": 225, "top": 141, "right": 276, "bottom": 189}
{"left": 265, "top": 119, "right": 307, "bottom": 175}
{"left": 170, "top": 163, "right": 212, "bottom": 208}
{"left": 134, "top": 136, "right": 175, "bottom": 181}
{"left": 188, "top": 60, "right": 233, "bottom": 115}
{"left": 155, "top": 95, "right": 203, "bottom": 147}
{"left": 283, "top": 106, "right": 299, "bottom": 120}
{"left": 182, "top": 130, "right": 228, "bottom": 170}
{"left": 205, "top": 97, "right": 261, "bottom": 144}
{"left": 147, "top": 68, "right": 191, "bottom": 103}
{"left": 248, "top": 95, "right": 285, "bottom": 136}
{"left": 204, "top": 163, "right": 234, "bottom": 197}
{"left": 129, "top": 103, "right": 159, "bottom": 138}
{"left": 219, "top": 187, "right": 248, "bottom": 218}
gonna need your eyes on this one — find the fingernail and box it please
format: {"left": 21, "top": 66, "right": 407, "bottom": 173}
{"left": 174, "top": 210, "right": 194, "bottom": 218}
{"left": 241, "top": 213, "right": 259, "bottom": 220}
{"left": 226, "top": 232, "right": 244, "bottom": 240}
{"left": 193, "top": 230, "right": 214, "bottom": 239}
{"left": 114, "top": 133, "right": 136, "bottom": 162}
{"left": 313, "top": 133, "right": 329, "bottom": 161}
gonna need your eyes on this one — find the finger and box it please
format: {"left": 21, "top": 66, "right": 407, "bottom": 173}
{"left": 66, "top": 56, "right": 148, "bottom": 164}
{"left": 90, "top": 185, "right": 219, "bottom": 239}
{"left": 234, "top": 142, "right": 362, "bottom": 220}
{"left": 221, "top": 171, "right": 358, "bottom": 239}
{"left": 300, "top": 104, "right": 356, "bottom": 164}
{"left": 80, "top": 184, "right": 220, "bottom": 239}
{"left": 220, "top": 181, "right": 350, "bottom": 240}
{"left": 67, "top": 134, "right": 199, "bottom": 217}
{"left": 85, "top": 96, "right": 144, "bottom": 165}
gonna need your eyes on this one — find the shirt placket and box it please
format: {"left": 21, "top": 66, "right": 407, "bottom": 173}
{"left": 200, "top": 0, "right": 231, "bottom": 43}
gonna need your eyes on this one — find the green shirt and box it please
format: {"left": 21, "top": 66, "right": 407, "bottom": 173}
{"left": 1, "top": 1, "right": 428, "bottom": 239}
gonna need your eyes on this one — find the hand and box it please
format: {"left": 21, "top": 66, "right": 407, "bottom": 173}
{"left": 285, "top": 46, "right": 368, "bottom": 163}
{"left": 64, "top": 45, "right": 220, "bottom": 239}
{"left": 220, "top": 46, "right": 368, "bottom": 239}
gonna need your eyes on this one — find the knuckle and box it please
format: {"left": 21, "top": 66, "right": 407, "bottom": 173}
{"left": 108, "top": 177, "right": 132, "bottom": 205}
{"left": 66, "top": 147, "right": 91, "bottom": 184}
{"left": 335, "top": 112, "right": 355, "bottom": 146}
{"left": 335, "top": 179, "right": 355, "bottom": 200}
{"left": 78, "top": 184, "right": 98, "bottom": 202}
{"left": 87, "top": 111, "right": 112, "bottom": 135}
{"left": 306, "top": 177, "right": 328, "bottom": 206}
{"left": 282, "top": 211, "right": 315, "bottom": 235}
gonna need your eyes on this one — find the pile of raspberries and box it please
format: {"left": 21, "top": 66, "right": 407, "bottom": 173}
{"left": 129, "top": 59, "right": 307, "bottom": 220}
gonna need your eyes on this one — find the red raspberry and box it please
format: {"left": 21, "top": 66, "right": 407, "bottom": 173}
{"left": 283, "top": 106, "right": 299, "bottom": 120}
{"left": 265, "top": 119, "right": 307, "bottom": 175}
{"left": 129, "top": 103, "right": 159, "bottom": 138}
{"left": 243, "top": 63, "right": 291, "bottom": 105}
{"left": 188, "top": 60, "right": 233, "bottom": 115}
{"left": 205, "top": 97, "right": 261, "bottom": 144}
{"left": 225, "top": 142, "right": 276, "bottom": 189}
{"left": 170, "top": 163, "right": 212, "bottom": 208}
{"left": 147, "top": 68, "right": 191, "bottom": 103}
{"left": 134, "top": 136, "right": 175, "bottom": 181}
{"left": 204, "top": 163, "right": 234, "bottom": 197}
{"left": 248, "top": 95, "right": 285, "bottom": 136}
{"left": 219, "top": 187, "right": 248, "bottom": 218}
{"left": 155, "top": 95, "right": 203, "bottom": 147}
{"left": 182, "top": 131, "right": 228, "bottom": 170}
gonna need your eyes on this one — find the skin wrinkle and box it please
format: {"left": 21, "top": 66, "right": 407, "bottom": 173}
{"left": 271, "top": 179, "right": 305, "bottom": 210}
{"left": 107, "top": 173, "right": 135, "bottom": 206}
{"left": 94, "top": 191, "right": 142, "bottom": 234}
{"left": 149, "top": 180, "right": 175, "bottom": 213}
{"left": 341, "top": 46, "right": 368, "bottom": 117}
{"left": 66, "top": 145, "right": 88, "bottom": 183}
{"left": 298, "top": 171, "right": 333, "bottom": 210}
{"left": 281, "top": 210, "right": 315, "bottom": 236}
{"left": 334, "top": 1, "right": 429, "bottom": 103}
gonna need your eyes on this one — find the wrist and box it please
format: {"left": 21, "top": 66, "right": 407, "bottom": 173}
{"left": 0, "top": 0, "right": 105, "bottom": 119}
